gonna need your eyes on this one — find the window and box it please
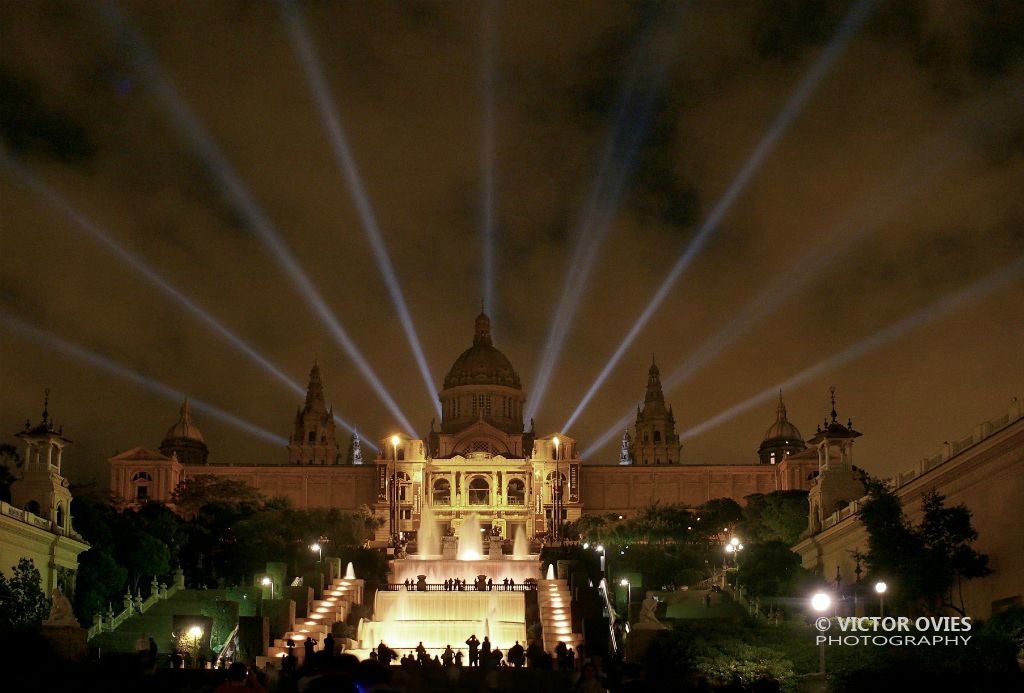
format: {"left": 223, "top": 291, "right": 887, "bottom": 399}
{"left": 56, "top": 503, "right": 65, "bottom": 527}
{"left": 308, "top": 430, "right": 316, "bottom": 443}
{"left": 401, "top": 509, "right": 411, "bottom": 520}
{"left": 656, "top": 459, "right": 661, "bottom": 465}
{"left": 433, "top": 479, "right": 451, "bottom": 506}
{"left": 469, "top": 477, "right": 490, "bottom": 505}
{"left": 471, "top": 395, "right": 492, "bottom": 417}
{"left": 397, "top": 448, "right": 405, "bottom": 460}
{"left": 546, "top": 472, "right": 565, "bottom": 501}
{"left": 507, "top": 478, "right": 526, "bottom": 506}
{"left": 654, "top": 430, "right": 661, "bottom": 443}
{"left": 25, "top": 500, "right": 41, "bottom": 515}
{"left": 131, "top": 471, "right": 153, "bottom": 482}
{"left": 644, "top": 433, "right": 649, "bottom": 443}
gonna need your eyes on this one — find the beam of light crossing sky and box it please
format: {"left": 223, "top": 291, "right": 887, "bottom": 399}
{"left": 1, "top": 153, "right": 378, "bottom": 452}
{"left": 481, "top": 0, "right": 497, "bottom": 322}
{"left": 563, "top": 0, "right": 876, "bottom": 432}
{"left": 566, "top": 117, "right": 959, "bottom": 433}
{"left": 679, "top": 255, "right": 1024, "bottom": 441}
{"left": 101, "top": 3, "right": 417, "bottom": 436}
{"left": 0, "top": 311, "right": 289, "bottom": 447}
{"left": 582, "top": 254, "right": 1024, "bottom": 456}
{"left": 526, "top": 4, "right": 687, "bottom": 421}
{"left": 280, "top": 0, "right": 440, "bottom": 417}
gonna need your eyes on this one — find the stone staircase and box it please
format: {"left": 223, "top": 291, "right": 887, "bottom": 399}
{"left": 537, "top": 578, "right": 582, "bottom": 653}
{"left": 90, "top": 588, "right": 225, "bottom": 656}
{"left": 256, "top": 575, "right": 364, "bottom": 669}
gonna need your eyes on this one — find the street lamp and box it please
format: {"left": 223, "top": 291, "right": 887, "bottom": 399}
{"left": 553, "top": 436, "right": 561, "bottom": 542}
{"left": 810, "top": 591, "right": 831, "bottom": 676}
{"left": 261, "top": 575, "right": 275, "bottom": 600}
{"left": 874, "top": 581, "right": 887, "bottom": 617}
{"left": 596, "top": 544, "right": 605, "bottom": 573}
{"left": 619, "top": 578, "right": 631, "bottom": 610}
{"left": 188, "top": 625, "right": 203, "bottom": 668}
{"left": 391, "top": 434, "right": 400, "bottom": 544}
{"left": 310, "top": 542, "right": 322, "bottom": 562}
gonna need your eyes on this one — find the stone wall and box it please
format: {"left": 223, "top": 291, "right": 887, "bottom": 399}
{"left": 793, "top": 398, "right": 1024, "bottom": 619}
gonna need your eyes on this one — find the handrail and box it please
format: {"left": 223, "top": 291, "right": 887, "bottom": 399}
{"left": 383, "top": 582, "right": 537, "bottom": 592}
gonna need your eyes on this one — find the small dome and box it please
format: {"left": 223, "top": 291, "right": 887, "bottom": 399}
{"left": 760, "top": 393, "right": 804, "bottom": 448}
{"left": 163, "top": 399, "right": 205, "bottom": 444}
{"left": 443, "top": 312, "right": 521, "bottom": 390}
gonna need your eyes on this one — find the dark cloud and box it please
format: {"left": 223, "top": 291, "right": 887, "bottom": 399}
{"left": 0, "top": 0, "right": 1022, "bottom": 490}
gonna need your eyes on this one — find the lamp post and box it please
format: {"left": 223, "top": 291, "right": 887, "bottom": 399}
{"left": 874, "top": 581, "right": 887, "bottom": 617}
{"left": 311, "top": 542, "right": 322, "bottom": 563}
{"left": 552, "top": 436, "right": 561, "bottom": 542}
{"left": 188, "top": 625, "right": 203, "bottom": 668}
{"left": 811, "top": 592, "right": 831, "bottom": 676}
{"left": 391, "top": 434, "right": 400, "bottom": 545}
{"left": 261, "top": 575, "right": 275, "bottom": 600}
{"left": 619, "top": 577, "right": 631, "bottom": 611}
{"left": 596, "top": 544, "right": 606, "bottom": 573}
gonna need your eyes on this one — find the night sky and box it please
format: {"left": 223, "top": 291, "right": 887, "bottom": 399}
{"left": 2, "top": 1, "right": 1022, "bottom": 489}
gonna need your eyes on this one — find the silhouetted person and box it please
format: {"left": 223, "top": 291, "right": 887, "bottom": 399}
{"left": 214, "top": 662, "right": 267, "bottom": 693}
{"left": 508, "top": 640, "right": 525, "bottom": 667}
{"left": 503, "top": 577, "right": 509, "bottom": 590}
{"left": 492, "top": 647, "right": 503, "bottom": 668}
{"left": 378, "top": 640, "right": 395, "bottom": 665}
{"left": 573, "top": 662, "right": 607, "bottom": 693}
{"left": 705, "top": 593, "right": 712, "bottom": 608}
{"left": 480, "top": 636, "right": 492, "bottom": 666}
{"left": 304, "top": 636, "right": 317, "bottom": 662}
{"left": 455, "top": 650, "right": 464, "bottom": 667}
{"left": 466, "top": 634, "right": 480, "bottom": 666}
{"left": 487, "top": 578, "right": 493, "bottom": 591}
{"left": 323, "top": 632, "right": 335, "bottom": 658}
{"left": 555, "top": 640, "right": 569, "bottom": 670}
{"left": 416, "top": 641, "right": 427, "bottom": 664}
{"left": 442, "top": 645, "right": 454, "bottom": 666}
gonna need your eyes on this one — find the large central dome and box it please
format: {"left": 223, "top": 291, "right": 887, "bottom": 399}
{"left": 443, "top": 312, "right": 521, "bottom": 390}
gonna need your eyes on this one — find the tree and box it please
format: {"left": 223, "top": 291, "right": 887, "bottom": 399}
{"left": 0, "top": 558, "right": 51, "bottom": 629}
{"left": 860, "top": 478, "right": 990, "bottom": 615}
{"left": 739, "top": 491, "right": 809, "bottom": 546}
{"left": 74, "top": 548, "right": 128, "bottom": 624}
{"left": 696, "top": 497, "right": 743, "bottom": 537}
{"left": 737, "top": 540, "right": 803, "bottom": 598}
{"left": 171, "top": 475, "right": 264, "bottom": 517}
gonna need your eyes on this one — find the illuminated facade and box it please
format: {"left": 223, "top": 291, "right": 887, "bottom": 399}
{"left": 372, "top": 312, "right": 582, "bottom": 542}
{"left": 108, "top": 311, "right": 816, "bottom": 534}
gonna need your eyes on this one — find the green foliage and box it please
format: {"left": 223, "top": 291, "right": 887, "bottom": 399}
{"left": 200, "top": 600, "right": 239, "bottom": 650}
{"left": 696, "top": 497, "right": 743, "bottom": 536}
{"left": 171, "top": 475, "right": 264, "bottom": 517}
{"left": 983, "top": 606, "right": 1024, "bottom": 657}
{"left": 739, "top": 491, "right": 809, "bottom": 546}
{"left": 73, "top": 548, "right": 127, "bottom": 623}
{"left": 694, "top": 641, "right": 797, "bottom": 692}
{"left": 0, "top": 558, "right": 51, "bottom": 630}
{"left": 737, "top": 540, "right": 804, "bottom": 598}
{"left": 860, "top": 479, "right": 991, "bottom": 614}
{"left": 826, "top": 630, "right": 1021, "bottom": 692}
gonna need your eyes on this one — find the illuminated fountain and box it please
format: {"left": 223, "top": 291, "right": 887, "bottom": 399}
{"left": 513, "top": 525, "right": 530, "bottom": 559}
{"left": 416, "top": 506, "right": 441, "bottom": 557}
{"left": 358, "top": 514, "right": 542, "bottom": 654}
{"left": 456, "top": 512, "right": 483, "bottom": 560}
{"left": 345, "top": 562, "right": 356, "bottom": 580}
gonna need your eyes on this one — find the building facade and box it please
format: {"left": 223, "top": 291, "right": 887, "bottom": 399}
{"left": 109, "top": 313, "right": 827, "bottom": 536}
{"left": 793, "top": 397, "right": 1024, "bottom": 619}
{"left": 1, "top": 394, "right": 89, "bottom": 599}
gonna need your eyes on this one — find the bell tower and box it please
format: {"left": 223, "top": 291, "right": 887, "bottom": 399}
{"left": 632, "top": 358, "right": 681, "bottom": 465}
{"left": 289, "top": 362, "right": 342, "bottom": 465}
{"left": 12, "top": 390, "right": 74, "bottom": 534}
{"left": 806, "top": 387, "right": 865, "bottom": 534}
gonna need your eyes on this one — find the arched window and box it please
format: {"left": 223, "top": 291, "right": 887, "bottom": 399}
{"left": 308, "top": 430, "right": 316, "bottom": 443}
{"left": 507, "top": 478, "right": 526, "bottom": 506}
{"left": 469, "top": 477, "right": 490, "bottom": 505}
{"left": 546, "top": 472, "right": 565, "bottom": 501}
{"left": 433, "top": 479, "right": 451, "bottom": 506}
{"left": 654, "top": 430, "right": 661, "bottom": 443}
{"left": 56, "top": 503, "right": 65, "bottom": 528}
{"left": 397, "top": 448, "right": 405, "bottom": 461}
{"left": 131, "top": 471, "right": 153, "bottom": 482}
{"left": 643, "top": 433, "right": 649, "bottom": 443}
{"left": 25, "top": 500, "right": 41, "bottom": 516}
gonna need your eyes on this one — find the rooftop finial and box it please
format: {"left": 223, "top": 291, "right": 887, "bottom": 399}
{"left": 777, "top": 389, "right": 787, "bottom": 418}
{"left": 42, "top": 388, "right": 50, "bottom": 424}
{"left": 830, "top": 385, "right": 838, "bottom": 423}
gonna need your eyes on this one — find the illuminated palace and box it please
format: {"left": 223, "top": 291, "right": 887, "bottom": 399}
{"left": 109, "top": 311, "right": 818, "bottom": 539}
